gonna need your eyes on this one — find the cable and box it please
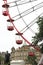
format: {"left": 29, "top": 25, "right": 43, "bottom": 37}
{"left": 7, "top": 0, "right": 22, "bottom": 4}
{"left": 20, "top": 12, "right": 43, "bottom": 33}
{"left": 15, "top": 1, "right": 35, "bottom": 34}
{"left": 15, "top": 2, "right": 28, "bottom": 26}
{"left": 11, "top": 2, "right": 43, "bottom": 21}
{"left": 9, "top": 0, "right": 37, "bottom": 8}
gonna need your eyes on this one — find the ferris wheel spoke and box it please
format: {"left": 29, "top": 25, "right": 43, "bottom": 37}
{"left": 12, "top": 2, "right": 43, "bottom": 21}
{"left": 9, "top": 0, "right": 37, "bottom": 8}
{"left": 15, "top": 0, "right": 36, "bottom": 33}
{"left": 28, "top": 28, "right": 35, "bottom": 34}
{"left": 15, "top": 2, "right": 28, "bottom": 28}
{"left": 7, "top": 0, "right": 37, "bottom": 4}
{"left": 20, "top": 12, "right": 43, "bottom": 33}
{"left": 7, "top": 0, "right": 22, "bottom": 4}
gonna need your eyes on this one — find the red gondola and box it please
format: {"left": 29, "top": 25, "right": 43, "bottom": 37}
{"left": 7, "top": 26, "right": 14, "bottom": 31}
{"left": 2, "top": 4, "right": 9, "bottom": 8}
{"left": 15, "top": 33, "right": 23, "bottom": 45}
{"left": 3, "top": 0, "right": 6, "bottom": 1}
{"left": 16, "top": 40, "right": 23, "bottom": 44}
{"left": 2, "top": 11, "right": 8, "bottom": 16}
{"left": 28, "top": 52, "right": 34, "bottom": 56}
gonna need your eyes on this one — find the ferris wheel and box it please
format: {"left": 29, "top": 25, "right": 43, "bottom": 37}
{"left": 2, "top": 0, "right": 43, "bottom": 50}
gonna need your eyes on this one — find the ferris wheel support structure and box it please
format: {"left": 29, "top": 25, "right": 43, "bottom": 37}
{"left": 2, "top": 0, "right": 43, "bottom": 51}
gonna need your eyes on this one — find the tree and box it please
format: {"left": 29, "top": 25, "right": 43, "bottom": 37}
{"left": 0, "top": 55, "right": 4, "bottom": 65}
{"left": 4, "top": 51, "right": 10, "bottom": 65}
{"left": 0, "top": 56, "right": 2, "bottom": 64}
{"left": 32, "top": 17, "right": 43, "bottom": 53}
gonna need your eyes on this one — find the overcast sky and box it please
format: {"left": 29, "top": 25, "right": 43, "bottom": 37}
{"left": 0, "top": 0, "right": 43, "bottom": 52}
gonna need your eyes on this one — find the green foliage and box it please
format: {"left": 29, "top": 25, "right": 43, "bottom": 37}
{"left": 0, "top": 55, "right": 4, "bottom": 64}
{"left": 32, "top": 17, "right": 43, "bottom": 45}
{"left": 0, "top": 55, "right": 4, "bottom": 61}
{"left": 4, "top": 64, "right": 8, "bottom": 65}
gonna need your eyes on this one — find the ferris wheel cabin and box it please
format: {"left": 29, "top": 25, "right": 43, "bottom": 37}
{"left": 7, "top": 26, "right": 14, "bottom": 31}
{"left": 2, "top": 11, "right": 8, "bottom": 16}
{"left": 15, "top": 33, "right": 23, "bottom": 45}
{"left": 28, "top": 52, "right": 35, "bottom": 56}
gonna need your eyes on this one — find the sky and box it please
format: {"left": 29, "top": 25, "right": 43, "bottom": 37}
{"left": 0, "top": 0, "right": 43, "bottom": 52}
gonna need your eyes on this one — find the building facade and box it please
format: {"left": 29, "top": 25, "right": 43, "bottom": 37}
{"left": 10, "top": 45, "right": 41, "bottom": 65}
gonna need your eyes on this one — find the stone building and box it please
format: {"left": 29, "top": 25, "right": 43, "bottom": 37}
{"left": 10, "top": 45, "right": 41, "bottom": 65}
